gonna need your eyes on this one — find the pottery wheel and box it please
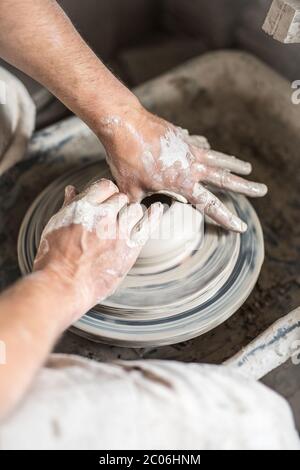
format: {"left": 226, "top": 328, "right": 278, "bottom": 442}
{"left": 18, "top": 161, "right": 264, "bottom": 347}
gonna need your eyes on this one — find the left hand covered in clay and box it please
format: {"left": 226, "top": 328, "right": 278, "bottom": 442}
{"left": 100, "top": 105, "right": 268, "bottom": 233}
{"left": 33, "top": 179, "right": 163, "bottom": 323}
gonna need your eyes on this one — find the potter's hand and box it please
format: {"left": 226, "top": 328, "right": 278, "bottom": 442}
{"left": 100, "top": 106, "right": 267, "bottom": 233}
{"left": 0, "top": 178, "right": 163, "bottom": 421}
{"left": 34, "top": 179, "right": 163, "bottom": 322}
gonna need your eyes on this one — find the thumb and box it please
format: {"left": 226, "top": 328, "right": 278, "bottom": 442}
{"left": 62, "top": 185, "right": 77, "bottom": 208}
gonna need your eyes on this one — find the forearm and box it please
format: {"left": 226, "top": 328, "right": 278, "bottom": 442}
{"left": 0, "top": 0, "right": 139, "bottom": 135}
{"left": 0, "top": 269, "right": 79, "bottom": 420}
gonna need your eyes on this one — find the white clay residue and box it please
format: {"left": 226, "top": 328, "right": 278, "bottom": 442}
{"left": 159, "top": 129, "right": 190, "bottom": 170}
{"left": 102, "top": 115, "right": 143, "bottom": 142}
{"left": 128, "top": 204, "right": 164, "bottom": 249}
{"left": 102, "top": 116, "right": 122, "bottom": 126}
{"left": 42, "top": 199, "right": 108, "bottom": 239}
{"left": 192, "top": 183, "right": 203, "bottom": 199}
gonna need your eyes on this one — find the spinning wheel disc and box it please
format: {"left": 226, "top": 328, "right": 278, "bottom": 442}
{"left": 18, "top": 161, "right": 264, "bottom": 347}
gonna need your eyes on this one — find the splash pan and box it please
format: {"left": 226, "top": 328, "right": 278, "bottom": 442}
{"left": 18, "top": 161, "right": 264, "bottom": 347}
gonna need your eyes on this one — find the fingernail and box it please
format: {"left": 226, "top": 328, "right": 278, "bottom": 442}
{"left": 251, "top": 183, "right": 268, "bottom": 197}
{"left": 240, "top": 220, "right": 248, "bottom": 233}
{"left": 232, "top": 216, "right": 248, "bottom": 233}
{"left": 243, "top": 162, "right": 252, "bottom": 174}
{"left": 152, "top": 201, "right": 164, "bottom": 210}
{"left": 63, "top": 185, "right": 76, "bottom": 206}
{"left": 260, "top": 183, "right": 268, "bottom": 196}
{"left": 64, "top": 185, "right": 74, "bottom": 196}
{"left": 150, "top": 202, "right": 164, "bottom": 218}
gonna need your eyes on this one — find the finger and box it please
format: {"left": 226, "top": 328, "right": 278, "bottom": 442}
{"left": 82, "top": 178, "right": 119, "bottom": 205}
{"left": 118, "top": 203, "right": 144, "bottom": 239}
{"left": 102, "top": 193, "right": 129, "bottom": 221}
{"left": 62, "top": 185, "right": 77, "bottom": 208}
{"left": 201, "top": 168, "right": 268, "bottom": 198}
{"left": 130, "top": 202, "right": 164, "bottom": 247}
{"left": 95, "top": 193, "right": 129, "bottom": 240}
{"left": 186, "top": 134, "right": 211, "bottom": 150}
{"left": 188, "top": 183, "right": 247, "bottom": 233}
{"left": 193, "top": 147, "right": 252, "bottom": 175}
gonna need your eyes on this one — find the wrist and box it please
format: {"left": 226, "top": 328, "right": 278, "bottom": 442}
{"left": 94, "top": 95, "right": 144, "bottom": 143}
{"left": 30, "top": 266, "right": 89, "bottom": 332}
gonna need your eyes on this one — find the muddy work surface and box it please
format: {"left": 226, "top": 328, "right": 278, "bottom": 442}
{"left": 0, "top": 52, "right": 299, "bottom": 366}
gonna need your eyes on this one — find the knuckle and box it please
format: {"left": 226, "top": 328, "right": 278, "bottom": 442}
{"left": 220, "top": 169, "right": 230, "bottom": 188}
{"left": 118, "top": 193, "right": 129, "bottom": 203}
{"left": 95, "top": 178, "right": 119, "bottom": 193}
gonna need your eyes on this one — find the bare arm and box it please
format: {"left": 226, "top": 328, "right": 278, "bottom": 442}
{"left": 0, "top": 0, "right": 139, "bottom": 132}
{"left": 0, "top": 0, "right": 267, "bottom": 232}
{"left": 0, "top": 0, "right": 268, "bottom": 421}
{"left": 0, "top": 180, "right": 162, "bottom": 419}
{"left": 0, "top": 270, "right": 78, "bottom": 418}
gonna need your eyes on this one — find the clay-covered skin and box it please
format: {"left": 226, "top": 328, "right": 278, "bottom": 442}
{"left": 100, "top": 106, "right": 268, "bottom": 233}
{"left": 34, "top": 179, "right": 163, "bottom": 322}
{"left": 0, "top": 180, "right": 162, "bottom": 421}
{"left": 0, "top": 0, "right": 266, "bottom": 233}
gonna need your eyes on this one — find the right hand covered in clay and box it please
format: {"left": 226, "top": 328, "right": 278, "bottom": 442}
{"left": 33, "top": 179, "right": 163, "bottom": 323}
{"left": 99, "top": 104, "right": 268, "bottom": 233}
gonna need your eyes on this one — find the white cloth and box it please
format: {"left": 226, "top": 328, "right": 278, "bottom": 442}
{"left": 0, "top": 354, "right": 299, "bottom": 450}
{"left": 0, "top": 66, "right": 35, "bottom": 175}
